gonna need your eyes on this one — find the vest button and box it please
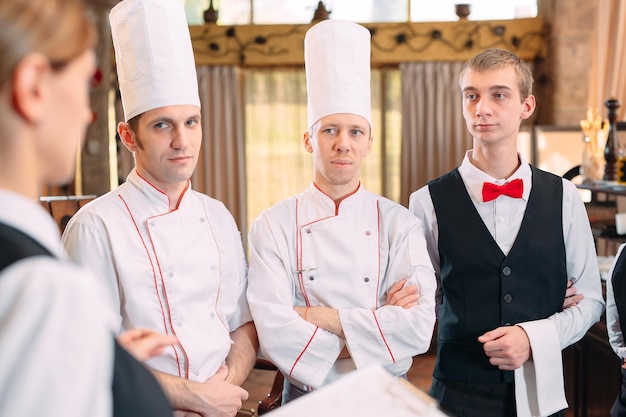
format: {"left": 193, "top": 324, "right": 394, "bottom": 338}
{"left": 504, "top": 294, "right": 513, "bottom": 303}
{"left": 502, "top": 266, "right": 512, "bottom": 276}
{"left": 309, "top": 275, "right": 315, "bottom": 281}
{"left": 364, "top": 277, "right": 370, "bottom": 283}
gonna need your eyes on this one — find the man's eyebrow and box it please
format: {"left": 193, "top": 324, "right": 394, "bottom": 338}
{"left": 146, "top": 116, "right": 175, "bottom": 125}
{"left": 489, "top": 85, "right": 513, "bottom": 91}
{"left": 462, "top": 85, "right": 513, "bottom": 92}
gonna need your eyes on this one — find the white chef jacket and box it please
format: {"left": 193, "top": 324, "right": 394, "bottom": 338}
{"left": 247, "top": 183, "right": 437, "bottom": 389}
{"left": 62, "top": 169, "right": 251, "bottom": 382}
{"left": 0, "top": 189, "right": 113, "bottom": 417}
{"left": 409, "top": 151, "right": 604, "bottom": 417}
{"left": 606, "top": 243, "right": 626, "bottom": 358}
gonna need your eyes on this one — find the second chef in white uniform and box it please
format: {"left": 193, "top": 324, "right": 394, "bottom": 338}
{"left": 246, "top": 19, "right": 437, "bottom": 403}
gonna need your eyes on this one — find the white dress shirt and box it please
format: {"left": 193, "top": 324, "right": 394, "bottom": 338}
{"left": 606, "top": 243, "right": 626, "bottom": 357}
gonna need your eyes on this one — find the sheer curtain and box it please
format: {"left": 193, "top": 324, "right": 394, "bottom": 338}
{"left": 242, "top": 68, "right": 310, "bottom": 230}
{"left": 588, "top": 0, "right": 626, "bottom": 118}
{"left": 399, "top": 61, "right": 473, "bottom": 205}
{"left": 195, "top": 65, "right": 248, "bottom": 233}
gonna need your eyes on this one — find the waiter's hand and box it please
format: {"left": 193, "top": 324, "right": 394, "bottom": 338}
{"left": 117, "top": 328, "right": 177, "bottom": 362}
{"left": 563, "top": 279, "right": 584, "bottom": 309}
{"left": 478, "top": 325, "right": 531, "bottom": 370}
{"left": 385, "top": 278, "right": 420, "bottom": 308}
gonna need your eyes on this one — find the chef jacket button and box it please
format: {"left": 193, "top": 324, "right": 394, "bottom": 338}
{"left": 199, "top": 217, "right": 206, "bottom": 223}
{"left": 503, "top": 294, "right": 512, "bottom": 303}
{"left": 167, "top": 272, "right": 174, "bottom": 278}
{"left": 502, "top": 266, "right": 511, "bottom": 276}
{"left": 365, "top": 231, "right": 371, "bottom": 236}
{"left": 210, "top": 265, "right": 217, "bottom": 271}
{"left": 363, "top": 277, "right": 370, "bottom": 282}
{"left": 149, "top": 221, "right": 155, "bottom": 227}
{"left": 305, "top": 228, "right": 312, "bottom": 234}
{"left": 309, "top": 275, "right": 315, "bottom": 281}
{"left": 210, "top": 312, "right": 216, "bottom": 318}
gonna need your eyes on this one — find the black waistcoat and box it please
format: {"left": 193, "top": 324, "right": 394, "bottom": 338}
{"left": 612, "top": 250, "right": 626, "bottom": 338}
{"left": 0, "top": 222, "right": 172, "bottom": 417}
{"left": 429, "top": 166, "right": 567, "bottom": 383}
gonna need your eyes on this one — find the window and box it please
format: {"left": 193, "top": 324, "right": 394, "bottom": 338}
{"left": 185, "top": 0, "right": 537, "bottom": 25}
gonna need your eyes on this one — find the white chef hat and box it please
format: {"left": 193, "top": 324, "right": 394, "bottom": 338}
{"left": 109, "top": 0, "right": 200, "bottom": 122}
{"left": 305, "top": 19, "right": 371, "bottom": 131}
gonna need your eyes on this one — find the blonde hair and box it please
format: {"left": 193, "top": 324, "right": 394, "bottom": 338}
{"left": 459, "top": 48, "right": 534, "bottom": 100}
{"left": 0, "top": 0, "right": 96, "bottom": 88}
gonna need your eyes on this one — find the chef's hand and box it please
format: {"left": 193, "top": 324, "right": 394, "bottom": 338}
{"left": 478, "top": 325, "right": 531, "bottom": 370}
{"left": 385, "top": 278, "right": 420, "bottom": 308}
{"left": 294, "top": 305, "right": 343, "bottom": 336}
{"left": 117, "top": 328, "right": 177, "bottom": 362}
{"left": 190, "top": 365, "right": 249, "bottom": 417}
{"left": 563, "top": 279, "right": 584, "bottom": 309}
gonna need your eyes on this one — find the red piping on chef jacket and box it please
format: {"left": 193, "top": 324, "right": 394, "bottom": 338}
{"left": 372, "top": 201, "right": 394, "bottom": 362}
{"left": 290, "top": 327, "right": 319, "bottom": 377}
{"left": 295, "top": 199, "right": 311, "bottom": 307}
{"left": 120, "top": 194, "right": 190, "bottom": 378}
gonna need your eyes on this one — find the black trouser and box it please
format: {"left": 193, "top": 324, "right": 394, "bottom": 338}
{"left": 611, "top": 368, "right": 626, "bottom": 417}
{"left": 430, "top": 377, "right": 566, "bottom": 417}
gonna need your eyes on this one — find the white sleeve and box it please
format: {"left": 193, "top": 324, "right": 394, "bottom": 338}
{"left": 62, "top": 213, "right": 122, "bottom": 331}
{"left": 545, "top": 180, "right": 604, "bottom": 349}
{"left": 607, "top": 244, "right": 626, "bottom": 357}
{"left": 409, "top": 186, "right": 443, "bottom": 314}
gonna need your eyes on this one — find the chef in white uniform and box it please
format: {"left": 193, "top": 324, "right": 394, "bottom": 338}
{"left": 246, "top": 19, "right": 437, "bottom": 403}
{"left": 409, "top": 48, "right": 604, "bottom": 417}
{"left": 62, "top": 1, "right": 257, "bottom": 416}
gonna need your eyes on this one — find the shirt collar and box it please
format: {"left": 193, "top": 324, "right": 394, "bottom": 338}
{"left": 459, "top": 150, "right": 532, "bottom": 203}
{"left": 0, "top": 189, "right": 66, "bottom": 258}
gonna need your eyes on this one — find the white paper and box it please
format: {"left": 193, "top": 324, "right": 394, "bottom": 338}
{"left": 266, "top": 365, "right": 450, "bottom": 417}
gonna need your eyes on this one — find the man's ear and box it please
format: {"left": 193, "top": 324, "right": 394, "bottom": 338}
{"left": 11, "top": 53, "right": 50, "bottom": 123}
{"left": 303, "top": 131, "right": 313, "bottom": 154}
{"left": 520, "top": 94, "right": 536, "bottom": 120}
{"left": 118, "top": 122, "right": 138, "bottom": 152}
{"left": 365, "top": 135, "right": 373, "bottom": 156}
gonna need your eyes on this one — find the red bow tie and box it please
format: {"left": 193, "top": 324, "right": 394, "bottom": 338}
{"left": 482, "top": 179, "right": 524, "bottom": 202}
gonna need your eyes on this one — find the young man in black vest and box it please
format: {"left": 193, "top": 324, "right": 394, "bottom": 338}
{"left": 606, "top": 244, "right": 626, "bottom": 417}
{"left": 409, "top": 48, "right": 604, "bottom": 417}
